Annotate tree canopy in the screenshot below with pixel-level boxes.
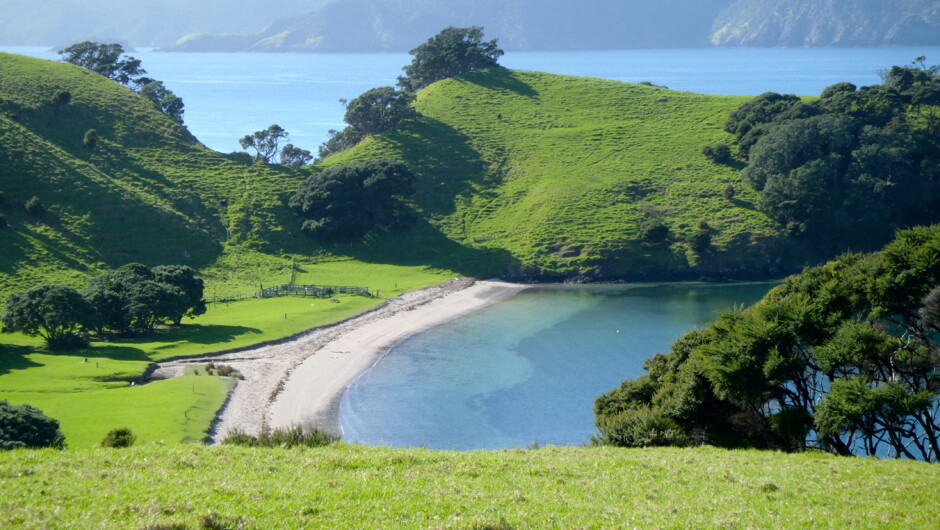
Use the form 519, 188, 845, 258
1, 284, 97, 349
139, 81, 185, 124
239, 124, 312, 166
397, 26, 503, 93
58, 41, 146, 86
289, 160, 415, 242
343, 86, 414, 137
595, 224, 940, 461
724, 59, 940, 251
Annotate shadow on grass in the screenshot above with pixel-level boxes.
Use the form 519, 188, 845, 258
460, 68, 539, 98
0, 344, 43, 377
341, 217, 518, 278
116, 324, 263, 347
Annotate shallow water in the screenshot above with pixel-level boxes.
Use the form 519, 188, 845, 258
339, 282, 773, 449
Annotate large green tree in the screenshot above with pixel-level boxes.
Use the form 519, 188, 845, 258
139, 81, 185, 124
151, 265, 206, 325
343, 86, 414, 137
397, 26, 503, 92
289, 160, 415, 242
595, 225, 940, 461
1, 285, 97, 349
58, 41, 146, 87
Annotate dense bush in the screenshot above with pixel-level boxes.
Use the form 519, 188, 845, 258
639, 218, 670, 248
83, 128, 97, 150
221, 425, 339, 448
0, 400, 66, 450
701, 143, 732, 163
725, 60, 940, 252
1, 284, 96, 349
290, 160, 415, 242
596, 225, 940, 461
101, 427, 136, 448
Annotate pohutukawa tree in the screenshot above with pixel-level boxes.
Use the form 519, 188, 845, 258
397, 26, 504, 93
1, 284, 97, 349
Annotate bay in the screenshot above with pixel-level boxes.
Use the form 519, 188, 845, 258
339, 282, 773, 450
3, 46, 938, 153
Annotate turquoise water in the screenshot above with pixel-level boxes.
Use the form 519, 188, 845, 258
339, 282, 773, 449
3, 46, 938, 153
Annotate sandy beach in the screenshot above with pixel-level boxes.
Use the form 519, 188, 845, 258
153, 278, 528, 441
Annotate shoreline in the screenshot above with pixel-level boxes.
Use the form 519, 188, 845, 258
153, 278, 529, 441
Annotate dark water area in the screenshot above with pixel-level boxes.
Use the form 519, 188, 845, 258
340, 282, 773, 449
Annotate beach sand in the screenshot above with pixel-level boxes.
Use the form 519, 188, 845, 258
153, 278, 528, 442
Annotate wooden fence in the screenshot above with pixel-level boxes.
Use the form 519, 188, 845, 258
256, 283, 374, 299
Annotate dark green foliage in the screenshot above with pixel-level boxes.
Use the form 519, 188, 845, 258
729, 61, 940, 252
152, 265, 206, 325
83, 263, 206, 334
0, 214, 6, 230
344, 87, 414, 137
1, 284, 95, 349
58, 42, 146, 86
51, 90, 71, 109
701, 143, 731, 163
316, 127, 363, 161
398, 26, 503, 92
239, 124, 309, 165
278, 144, 313, 167
595, 225, 940, 461
639, 218, 669, 248
722, 183, 736, 202
139, 81, 185, 124
290, 160, 415, 242
24, 196, 43, 216
101, 427, 136, 448
83, 128, 97, 150
221, 425, 339, 448
688, 221, 712, 253
0, 400, 65, 450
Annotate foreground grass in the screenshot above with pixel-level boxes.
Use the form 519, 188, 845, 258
1, 444, 936, 528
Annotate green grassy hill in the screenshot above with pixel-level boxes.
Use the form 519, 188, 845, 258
326, 68, 787, 280
2, 444, 937, 527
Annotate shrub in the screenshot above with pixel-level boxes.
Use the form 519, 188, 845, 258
688, 222, 712, 253
722, 183, 736, 202
51, 90, 71, 108
101, 427, 136, 448
84, 128, 98, 150
701, 143, 732, 163
24, 196, 43, 216
0, 400, 66, 450
639, 218, 670, 248
221, 425, 339, 448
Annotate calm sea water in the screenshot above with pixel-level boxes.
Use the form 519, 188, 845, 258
3, 46, 938, 153
340, 283, 772, 449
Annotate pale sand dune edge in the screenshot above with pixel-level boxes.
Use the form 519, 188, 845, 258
153, 278, 528, 442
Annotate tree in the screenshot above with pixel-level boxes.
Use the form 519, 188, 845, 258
24, 196, 43, 216
595, 225, 940, 461
151, 265, 206, 325
316, 127, 363, 161
688, 221, 712, 253
139, 81, 185, 124
343, 87, 414, 136
239, 124, 288, 163
58, 41, 146, 86
1, 285, 97, 349
290, 160, 415, 242
0, 401, 65, 450
639, 218, 670, 248
398, 26, 504, 93
701, 143, 732, 163
279, 144, 313, 167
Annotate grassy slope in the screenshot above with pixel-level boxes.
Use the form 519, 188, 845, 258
326, 68, 784, 280
2, 444, 937, 528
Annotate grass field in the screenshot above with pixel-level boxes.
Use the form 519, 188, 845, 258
1, 444, 936, 528
0, 292, 406, 448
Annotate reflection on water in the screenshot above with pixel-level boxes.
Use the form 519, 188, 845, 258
339, 282, 773, 450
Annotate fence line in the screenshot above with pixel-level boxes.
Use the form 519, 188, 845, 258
257, 283, 374, 299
